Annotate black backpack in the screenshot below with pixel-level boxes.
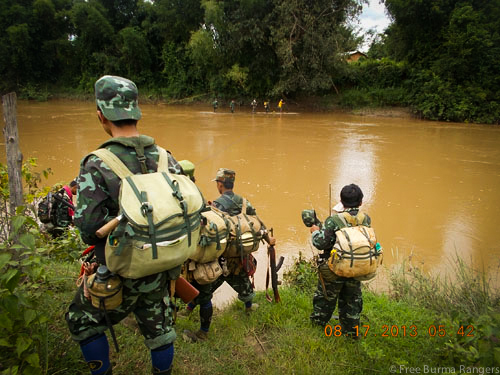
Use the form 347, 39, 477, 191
38, 192, 56, 224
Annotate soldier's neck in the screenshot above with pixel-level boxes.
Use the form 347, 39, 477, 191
110, 124, 140, 138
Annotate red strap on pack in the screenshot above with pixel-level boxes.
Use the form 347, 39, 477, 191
82, 245, 95, 256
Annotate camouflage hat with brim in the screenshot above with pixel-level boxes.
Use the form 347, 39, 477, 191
213, 168, 235, 183
95, 75, 142, 122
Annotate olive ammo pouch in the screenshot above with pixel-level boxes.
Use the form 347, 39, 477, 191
90, 147, 205, 279
188, 259, 223, 285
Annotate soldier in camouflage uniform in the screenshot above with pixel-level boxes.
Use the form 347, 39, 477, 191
309, 184, 369, 337
48, 180, 77, 237
211, 169, 260, 311
66, 76, 183, 375
182, 168, 268, 343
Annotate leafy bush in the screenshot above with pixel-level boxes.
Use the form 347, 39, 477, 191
46, 226, 86, 262
283, 252, 317, 292
18, 84, 50, 102
339, 58, 409, 89
339, 87, 408, 108
0, 159, 51, 243
0, 213, 49, 375
0, 158, 83, 374
407, 69, 500, 124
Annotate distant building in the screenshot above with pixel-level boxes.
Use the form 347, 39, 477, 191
346, 51, 367, 62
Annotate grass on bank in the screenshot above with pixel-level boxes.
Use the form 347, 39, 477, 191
37, 252, 499, 375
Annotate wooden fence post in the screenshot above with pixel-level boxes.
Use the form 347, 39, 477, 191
2, 92, 24, 214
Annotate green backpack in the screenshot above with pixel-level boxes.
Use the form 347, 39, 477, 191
91, 147, 205, 279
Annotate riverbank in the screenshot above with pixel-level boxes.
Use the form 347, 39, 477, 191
14, 252, 500, 375
41, 87, 414, 120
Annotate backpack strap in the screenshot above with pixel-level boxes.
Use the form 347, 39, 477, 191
341, 211, 366, 227
91, 149, 133, 180
156, 146, 170, 172
217, 194, 240, 214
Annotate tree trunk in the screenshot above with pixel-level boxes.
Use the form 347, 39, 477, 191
2, 92, 24, 214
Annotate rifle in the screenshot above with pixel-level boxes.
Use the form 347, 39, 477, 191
263, 229, 284, 303
53, 192, 75, 211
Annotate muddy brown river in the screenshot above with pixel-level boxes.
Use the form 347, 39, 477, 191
2, 99, 500, 306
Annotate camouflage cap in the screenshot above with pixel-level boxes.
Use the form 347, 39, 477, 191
95, 75, 142, 122
213, 168, 235, 183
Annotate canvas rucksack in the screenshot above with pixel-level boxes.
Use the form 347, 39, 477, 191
327, 211, 383, 281
222, 199, 264, 258
90, 146, 205, 279
190, 206, 230, 264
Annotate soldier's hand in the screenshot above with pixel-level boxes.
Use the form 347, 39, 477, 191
268, 236, 276, 246
310, 225, 320, 233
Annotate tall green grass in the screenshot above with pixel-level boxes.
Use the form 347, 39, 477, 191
388, 251, 500, 367
389, 251, 499, 318
7, 249, 500, 374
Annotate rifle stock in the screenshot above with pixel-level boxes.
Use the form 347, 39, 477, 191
95, 215, 123, 239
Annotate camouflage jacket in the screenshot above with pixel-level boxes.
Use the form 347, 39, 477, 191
312, 208, 371, 259
213, 191, 256, 216
74, 135, 182, 263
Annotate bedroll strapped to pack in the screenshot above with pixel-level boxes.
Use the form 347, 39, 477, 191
91, 147, 205, 279
222, 199, 264, 258
327, 211, 383, 281
189, 207, 230, 264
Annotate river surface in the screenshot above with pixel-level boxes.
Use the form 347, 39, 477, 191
2, 99, 500, 306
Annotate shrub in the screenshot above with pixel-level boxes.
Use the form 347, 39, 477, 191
0, 212, 50, 375
0, 158, 83, 374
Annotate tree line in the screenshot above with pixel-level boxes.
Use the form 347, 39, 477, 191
1, 0, 498, 124
364, 0, 500, 124
0, 0, 361, 99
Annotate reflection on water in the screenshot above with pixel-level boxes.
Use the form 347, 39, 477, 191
2, 100, 500, 306
331, 125, 377, 211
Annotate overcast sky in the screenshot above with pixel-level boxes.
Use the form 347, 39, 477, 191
357, 0, 391, 51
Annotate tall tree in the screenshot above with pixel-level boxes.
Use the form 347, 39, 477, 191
270, 0, 363, 95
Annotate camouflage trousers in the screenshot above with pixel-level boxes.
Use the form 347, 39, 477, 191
210, 260, 255, 304
191, 280, 214, 306
310, 267, 363, 334
66, 271, 176, 349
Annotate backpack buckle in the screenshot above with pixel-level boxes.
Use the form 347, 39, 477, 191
141, 202, 153, 216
